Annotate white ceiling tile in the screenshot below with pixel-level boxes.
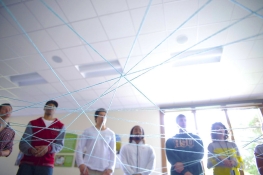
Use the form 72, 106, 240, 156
100, 11, 135, 39
196, 21, 229, 49
55, 66, 83, 81
23, 54, 50, 71
25, 0, 69, 28
28, 30, 59, 52
91, 0, 128, 16
233, 72, 263, 85
139, 32, 167, 54
86, 77, 111, 89
130, 4, 165, 34
46, 25, 83, 49
85, 41, 117, 62
50, 82, 74, 94
229, 84, 256, 100
127, 0, 162, 9
18, 86, 46, 96
166, 27, 198, 53
0, 61, 17, 76
67, 79, 89, 91
248, 39, 263, 58
231, 3, 250, 20
0, 3, 42, 32
118, 96, 138, 105
0, 89, 17, 99
0, 77, 16, 88
35, 84, 59, 95
111, 37, 142, 58
38, 69, 62, 83
5, 58, 33, 74
77, 89, 99, 100
1, 35, 38, 56
259, 75, 263, 84
233, 0, 263, 12
0, 42, 18, 60
222, 40, 254, 60
198, 0, 234, 25
226, 17, 263, 43
0, 14, 19, 38
251, 84, 263, 96
101, 97, 122, 106
72, 18, 108, 43
232, 58, 263, 73
62, 46, 93, 65
56, 0, 97, 22
42, 50, 73, 68
164, 0, 198, 30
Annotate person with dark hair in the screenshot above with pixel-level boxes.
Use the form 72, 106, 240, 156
17, 100, 65, 175
76, 108, 116, 175
120, 125, 156, 175
254, 123, 263, 175
0, 103, 15, 157
166, 114, 204, 175
207, 122, 244, 175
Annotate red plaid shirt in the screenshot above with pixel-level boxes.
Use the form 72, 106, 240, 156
0, 126, 15, 157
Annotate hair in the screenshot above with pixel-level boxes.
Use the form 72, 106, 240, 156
176, 114, 186, 123
94, 108, 107, 121
45, 100, 58, 108
0, 103, 12, 110
129, 125, 145, 143
211, 122, 229, 141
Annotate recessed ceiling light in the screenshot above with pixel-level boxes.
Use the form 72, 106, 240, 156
52, 56, 63, 63
176, 34, 188, 44
9, 72, 47, 86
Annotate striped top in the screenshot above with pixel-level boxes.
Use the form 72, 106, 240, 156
0, 126, 15, 157
207, 141, 244, 175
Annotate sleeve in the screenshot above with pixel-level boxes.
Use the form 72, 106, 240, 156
19, 122, 34, 155
49, 125, 65, 153
233, 143, 244, 169
165, 138, 183, 168
207, 143, 223, 169
3, 129, 15, 157
120, 145, 134, 175
107, 133, 116, 171
75, 131, 88, 167
255, 145, 263, 175
142, 146, 156, 175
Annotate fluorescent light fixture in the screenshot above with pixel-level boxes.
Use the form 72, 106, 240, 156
75, 60, 123, 78
9, 72, 47, 86
170, 47, 223, 67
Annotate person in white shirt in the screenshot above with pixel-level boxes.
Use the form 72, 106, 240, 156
120, 125, 156, 175
76, 108, 116, 175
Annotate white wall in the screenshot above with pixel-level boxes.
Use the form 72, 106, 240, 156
0, 110, 162, 175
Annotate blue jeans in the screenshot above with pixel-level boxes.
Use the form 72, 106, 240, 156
16, 163, 53, 175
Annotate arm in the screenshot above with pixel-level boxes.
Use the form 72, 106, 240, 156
120, 145, 134, 175
0, 129, 15, 157
106, 133, 116, 172
49, 125, 65, 153
75, 131, 88, 167
19, 122, 35, 155
207, 143, 225, 169
141, 146, 156, 175
233, 143, 244, 169
165, 138, 188, 174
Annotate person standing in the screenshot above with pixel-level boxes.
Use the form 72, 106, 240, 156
166, 114, 204, 175
120, 125, 156, 175
17, 100, 65, 175
207, 122, 244, 175
0, 103, 15, 157
76, 108, 116, 175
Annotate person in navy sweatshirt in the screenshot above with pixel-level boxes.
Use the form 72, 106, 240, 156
166, 114, 204, 175
16, 100, 65, 175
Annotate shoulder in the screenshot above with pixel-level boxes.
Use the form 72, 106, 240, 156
30, 117, 42, 124
53, 119, 64, 127
6, 127, 15, 135
144, 144, 155, 151
255, 144, 263, 154
106, 128, 115, 135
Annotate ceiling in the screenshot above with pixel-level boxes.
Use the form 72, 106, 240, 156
0, 0, 263, 116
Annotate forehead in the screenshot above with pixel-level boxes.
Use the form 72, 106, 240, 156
98, 111, 106, 115
176, 116, 186, 122
1, 106, 12, 110
133, 126, 142, 131
46, 103, 56, 107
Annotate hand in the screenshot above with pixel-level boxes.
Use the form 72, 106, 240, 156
184, 172, 193, 175
79, 164, 89, 175
174, 162, 184, 173
35, 146, 49, 157
229, 160, 236, 167
30, 148, 38, 156
102, 169, 112, 175
222, 159, 233, 167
